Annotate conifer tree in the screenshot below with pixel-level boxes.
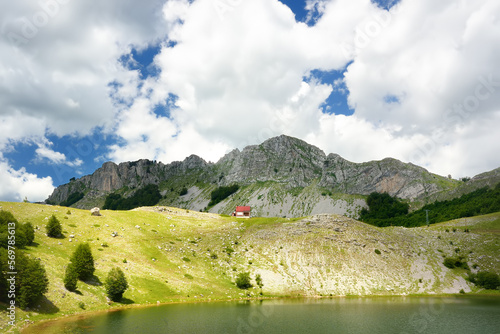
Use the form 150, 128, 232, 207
64, 262, 79, 291
70, 243, 95, 280
105, 267, 128, 301
46, 215, 62, 238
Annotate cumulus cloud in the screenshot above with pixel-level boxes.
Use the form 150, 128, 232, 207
0, 158, 54, 203
1, 0, 500, 202
105, 0, 500, 180
0, 0, 167, 200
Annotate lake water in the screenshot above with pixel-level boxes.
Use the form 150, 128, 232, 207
26, 297, 500, 334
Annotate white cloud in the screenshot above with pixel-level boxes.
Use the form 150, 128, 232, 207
0, 0, 167, 200
1, 0, 500, 203
35, 143, 84, 167
106, 0, 500, 179
0, 159, 54, 203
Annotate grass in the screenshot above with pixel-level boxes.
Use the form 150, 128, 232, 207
0, 202, 499, 333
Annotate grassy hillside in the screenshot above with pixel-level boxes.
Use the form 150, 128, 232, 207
0, 202, 498, 333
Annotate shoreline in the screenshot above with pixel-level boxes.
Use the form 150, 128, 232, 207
18, 292, 500, 333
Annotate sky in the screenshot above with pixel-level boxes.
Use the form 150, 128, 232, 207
1, 0, 500, 202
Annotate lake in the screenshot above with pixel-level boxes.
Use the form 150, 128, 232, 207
25, 296, 500, 334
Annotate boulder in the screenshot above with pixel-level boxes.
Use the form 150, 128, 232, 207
90, 207, 101, 216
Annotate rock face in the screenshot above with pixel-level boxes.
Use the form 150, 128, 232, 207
46, 134, 496, 217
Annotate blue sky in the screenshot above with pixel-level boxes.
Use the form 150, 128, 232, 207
1, 0, 500, 202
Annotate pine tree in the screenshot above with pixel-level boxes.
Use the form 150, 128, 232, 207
64, 262, 79, 291
70, 243, 95, 281
105, 267, 128, 302
15, 252, 49, 309
22, 222, 35, 245
46, 215, 62, 238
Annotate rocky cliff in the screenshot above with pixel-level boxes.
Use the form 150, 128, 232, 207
46, 135, 497, 217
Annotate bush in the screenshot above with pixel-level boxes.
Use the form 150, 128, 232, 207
236, 272, 252, 289
70, 243, 95, 280
105, 267, 128, 302
46, 215, 62, 238
224, 247, 234, 256
443, 257, 469, 270
179, 187, 188, 196
470, 271, 500, 290
64, 263, 79, 291
255, 274, 263, 289
374, 249, 381, 255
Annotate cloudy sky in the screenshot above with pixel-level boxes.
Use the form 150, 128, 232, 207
1, 0, 500, 202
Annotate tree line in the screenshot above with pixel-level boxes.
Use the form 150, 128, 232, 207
360, 183, 500, 227
103, 184, 162, 210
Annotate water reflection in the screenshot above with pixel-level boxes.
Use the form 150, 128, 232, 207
24, 297, 500, 334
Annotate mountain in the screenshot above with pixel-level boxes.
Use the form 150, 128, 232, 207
46, 135, 500, 217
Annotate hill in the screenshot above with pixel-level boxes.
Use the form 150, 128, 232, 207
0, 202, 499, 332
45, 135, 497, 218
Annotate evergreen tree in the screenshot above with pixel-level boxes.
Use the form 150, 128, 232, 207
70, 243, 95, 281
105, 267, 128, 301
21, 222, 35, 245
46, 215, 62, 238
64, 262, 79, 291
14, 251, 49, 309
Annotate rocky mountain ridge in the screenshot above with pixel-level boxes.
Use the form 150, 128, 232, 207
46, 135, 500, 217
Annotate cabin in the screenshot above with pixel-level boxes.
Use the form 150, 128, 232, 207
232, 206, 251, 218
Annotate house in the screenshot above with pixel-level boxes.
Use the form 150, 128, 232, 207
232, 206, 251, 218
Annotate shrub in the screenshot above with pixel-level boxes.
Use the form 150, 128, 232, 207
182, 257, 191, 262
443, 257, 469, 270
64, 263, 79, 291
46, 215, 62, 238
470, 271, 500, 290
236, 272, 252, 289
184, 273, 193, 279
70, 243, 95, 280
255, 274, 263, 289
374, 249, 381, 255
179, 187, 188, 196
224, 247, 234, 256
105, 267, 128, 302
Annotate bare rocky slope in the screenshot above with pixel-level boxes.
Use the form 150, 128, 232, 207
46, 135, 499, 217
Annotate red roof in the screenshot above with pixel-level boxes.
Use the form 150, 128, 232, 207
235, 206, 251, 212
